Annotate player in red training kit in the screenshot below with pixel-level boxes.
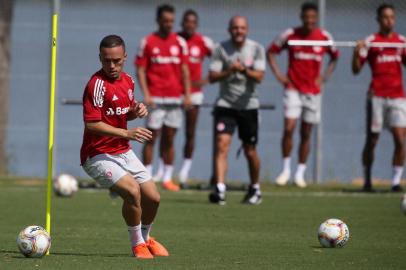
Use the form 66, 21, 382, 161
135, 4, 191, 192
352, 3, 406, 192
81, 35, 169, 259
176, 9, 213, 188
267, 2, 339, 188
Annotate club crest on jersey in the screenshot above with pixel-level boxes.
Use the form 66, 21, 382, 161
190, 46, 200, 57
152, 47, 160, 54
170, 45, 179, 56
128, 89, 134, 101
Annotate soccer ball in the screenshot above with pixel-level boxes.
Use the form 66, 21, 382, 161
17, 225, 51, 258
53, 173, 78, 197
318, 218, 350, 248
401, 194, 406, 215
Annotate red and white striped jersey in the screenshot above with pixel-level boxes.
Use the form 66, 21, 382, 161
359, 32, 406, 98
135, 32, 188, 103
268, 27, 339, 95
80, 70, 135, 164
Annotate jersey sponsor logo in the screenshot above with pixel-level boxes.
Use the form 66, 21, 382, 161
128, 89, 134, 101
93, 79, 105, 108
112, 95, 119, 101
377, 54, 402, 63
294, 52, 322, 62
151, 56, 181, 64
244, 57, 253, 67
189, 56, 201, 63
170, 45, 179, 56
106, 106, 130, 116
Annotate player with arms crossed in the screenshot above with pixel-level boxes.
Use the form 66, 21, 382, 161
352, 3, 406, 192
268, 2, 339, 188
81, 35, 169, 259
208, 16, 266, 205
177, 9, 214, 188
136, 4, 192, 191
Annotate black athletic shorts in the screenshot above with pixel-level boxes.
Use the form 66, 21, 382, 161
213, 107, 259, 145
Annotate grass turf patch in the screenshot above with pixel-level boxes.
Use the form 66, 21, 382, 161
1, 179, 405, 269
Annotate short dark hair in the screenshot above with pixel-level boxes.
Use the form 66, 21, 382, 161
182, 9, 198, 22
377, 3, 395, 17
301, 2, 318, 13
156, 4, 175, 20
99, 35, 125, 51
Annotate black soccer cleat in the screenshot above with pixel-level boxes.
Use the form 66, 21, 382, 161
208, 187, 226, 205
241, 186, 262, 205
391, 185, 403, 192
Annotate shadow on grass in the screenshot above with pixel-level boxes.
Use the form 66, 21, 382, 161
1, 249, 129, 258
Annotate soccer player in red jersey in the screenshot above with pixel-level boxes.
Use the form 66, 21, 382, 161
267, 2, 339, 188
81, 35, 169, 259
352, 4, 406, 192
176, 9, 214, 188
135, 4, 192, 192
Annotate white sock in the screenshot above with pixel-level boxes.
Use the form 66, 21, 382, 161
216, 182, 226, 193
295, 163, 307, 179
283, 157, 291, 173
252, 183, 261, 195
163, 165, 174, 183
141, 224, 152, 242
179, 159, 192, 183
128, 224, 144, 247
145, 164, 153, 176
392, 166, 403, 186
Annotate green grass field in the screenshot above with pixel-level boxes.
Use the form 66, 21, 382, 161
1, 178, 405, 270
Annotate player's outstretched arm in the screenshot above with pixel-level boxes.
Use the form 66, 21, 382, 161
85, 121, 152, 143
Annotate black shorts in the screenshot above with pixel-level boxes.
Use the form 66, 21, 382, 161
213, 107, 259, 145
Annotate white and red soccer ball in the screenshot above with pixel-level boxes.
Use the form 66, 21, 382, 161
318, 218, 350, 248
53, 173, 78, 197
16, 225, 51, 258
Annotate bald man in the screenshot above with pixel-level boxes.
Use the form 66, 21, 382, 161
208, 16, 266, 205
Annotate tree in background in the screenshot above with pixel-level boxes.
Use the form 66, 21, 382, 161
0, 0, 13, 174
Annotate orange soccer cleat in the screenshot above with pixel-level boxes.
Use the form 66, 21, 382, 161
146, 237, 169, 257
132, 243, 154, 259
161, 181, 180, 192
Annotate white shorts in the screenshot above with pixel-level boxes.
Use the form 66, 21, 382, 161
190, 92, 204, 106
284, 90, 321, 124
369, 96, 406, 133
82, 150, 151, 188
146, 105, 183, 130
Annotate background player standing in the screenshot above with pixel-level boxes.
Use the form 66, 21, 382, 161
176, 9, 214, 188
267, 2, 339, 188
352, 3, 406, 192
81, 35, 168, 259
208, 16, 265, 205
135, 4, 192, 192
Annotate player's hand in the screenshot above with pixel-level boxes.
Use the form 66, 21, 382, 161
355, 40, 367, 54
183, 95, 193, 110
125, 127, 152, 143
231, 59, 246, 73
315, 75, 325, 87
277, 74, 290, 86
144, 94, 156, 108
131, 102, 148, 119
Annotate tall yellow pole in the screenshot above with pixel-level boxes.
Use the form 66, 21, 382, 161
46, 0, 59, 254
